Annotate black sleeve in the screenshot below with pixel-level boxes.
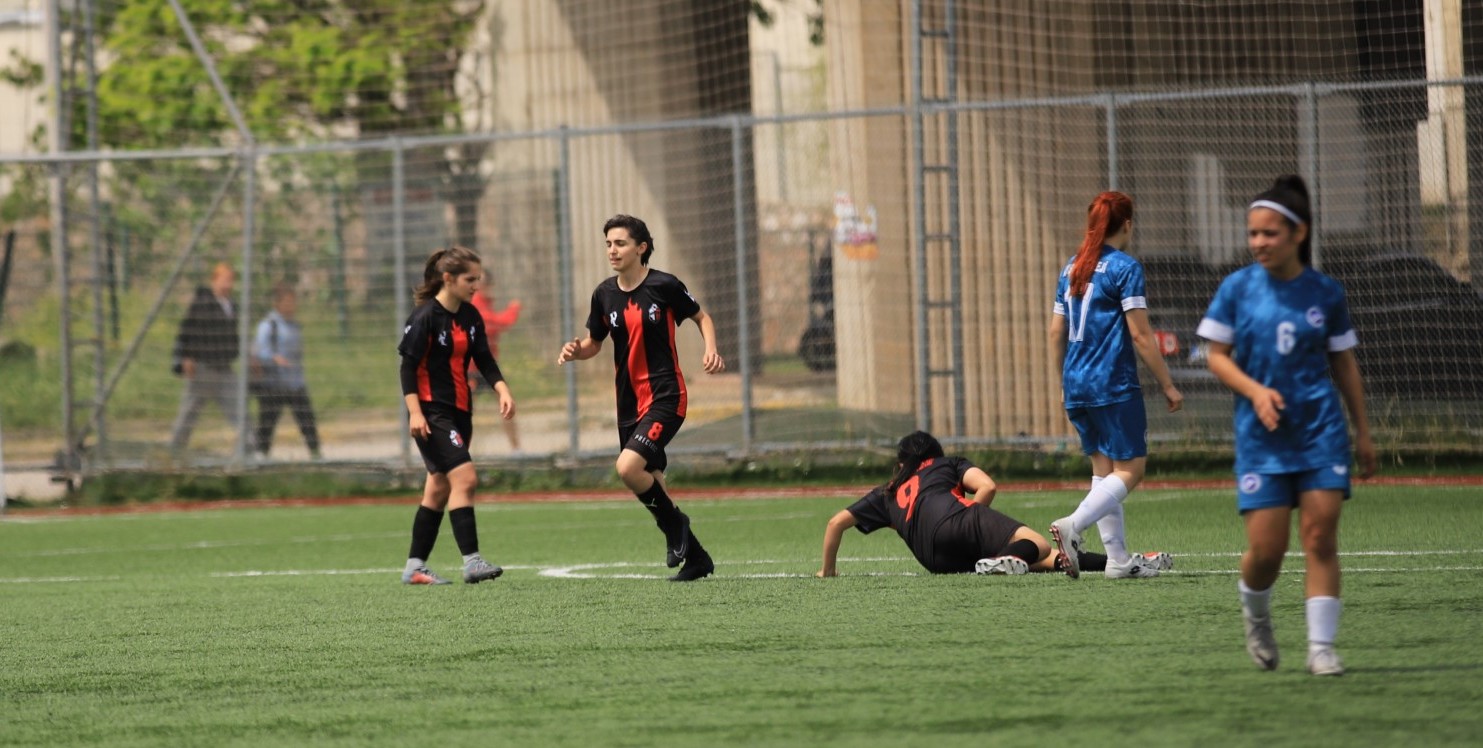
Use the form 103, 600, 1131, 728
846, 487, 893, 534
469, 317, 505, 388
175, 291, 208, 361
586, 287, 610, 343
665, 274, 702, 324
398, 307, 429, 397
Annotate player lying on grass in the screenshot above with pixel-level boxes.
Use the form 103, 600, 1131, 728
816, 431, 1171, 577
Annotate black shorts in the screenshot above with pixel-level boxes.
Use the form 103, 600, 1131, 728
617, 409, 685, 473
415, 403, 474, 475
922, 506, 1027, 573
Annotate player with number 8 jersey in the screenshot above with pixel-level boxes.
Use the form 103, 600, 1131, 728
557, 214, 727, 582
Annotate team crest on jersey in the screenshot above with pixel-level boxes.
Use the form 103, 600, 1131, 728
1306, 306, 1325, 328
1239, 473, 1263, 494
648, 303, 660, 322
609, 311, 619, 328
449, 429, 463, 448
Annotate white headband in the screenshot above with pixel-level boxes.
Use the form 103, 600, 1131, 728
1248, 199, 1306, 226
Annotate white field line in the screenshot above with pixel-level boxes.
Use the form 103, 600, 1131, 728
4, 551, 1482, 584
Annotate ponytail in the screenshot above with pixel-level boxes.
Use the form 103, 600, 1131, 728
885, 431, 945, 494
1070, 191, 1133, 297
413, 245, 483, 305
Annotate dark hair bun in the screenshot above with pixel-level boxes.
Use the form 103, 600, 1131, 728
1272, 174, 1309, 201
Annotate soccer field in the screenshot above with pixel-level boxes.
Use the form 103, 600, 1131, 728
2, 485, 1480, 747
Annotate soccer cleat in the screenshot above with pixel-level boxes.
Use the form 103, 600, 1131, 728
1307, 647, 1345, 676
974, 556, 1030, 576
1048, 517, 1081, 579
1140, 551, 1174, 571
1105, 555, 1161, 579
401, 567, 451, 586
1243, 612, 1279, 671
668, 549, 714, 582
462, 557, 504, 584
663, 512, 691, 569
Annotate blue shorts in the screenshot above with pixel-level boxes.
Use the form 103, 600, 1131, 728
1236, 466, 1352, 513
1066, 398, 1147, 461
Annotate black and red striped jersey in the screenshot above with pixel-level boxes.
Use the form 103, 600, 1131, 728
585, 269, 702, 425
398, 299, 504, 412
847, 457, 977, 566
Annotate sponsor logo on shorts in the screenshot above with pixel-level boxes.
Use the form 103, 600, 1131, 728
1306, 306, 1326, 328
1239, 473, 1263, 494
633, 434, 658, 450
1332, 464, 1348, 475
449, 429, 464, 449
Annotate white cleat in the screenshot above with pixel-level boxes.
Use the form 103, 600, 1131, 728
1244, 612, 1280, 671
1139, 551, 1174, 571
1048, 517, 1081, 579
974, 556, 1030, 576
1105, 554, 1162, 579
1307, 647, 1345, 676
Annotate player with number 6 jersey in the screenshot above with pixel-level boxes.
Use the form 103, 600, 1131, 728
1198, 175, 1376, 677
557, 214, 727, 582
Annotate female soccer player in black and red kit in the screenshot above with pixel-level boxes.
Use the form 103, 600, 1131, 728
398, 246, 516, 585
557, 215, 726, 582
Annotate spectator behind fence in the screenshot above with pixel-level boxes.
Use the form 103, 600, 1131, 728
470, 287, 523, 452
169, 262, 242, 457
252, 282, 322, 461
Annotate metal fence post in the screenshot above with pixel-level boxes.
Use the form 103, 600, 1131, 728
731, 115, 754, 455
1106, 92, 1119, 191
236, 148, 256, 463
392, 139, 410, 468
556, 126, 579, 457
1300, 82, 1321, 267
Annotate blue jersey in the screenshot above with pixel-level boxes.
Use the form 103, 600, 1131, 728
1053, 246, 1145, 408
1197, 264, 1358, 473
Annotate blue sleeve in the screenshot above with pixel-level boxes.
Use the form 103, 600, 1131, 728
1198, 274, 1239, 344
1326, 280, 1358, 352
253, 318, 274, 362
1052, 266, 1069, 316
1118, 259, 1147, 310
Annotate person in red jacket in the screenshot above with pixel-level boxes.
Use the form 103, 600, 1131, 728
470, 287, 523, 451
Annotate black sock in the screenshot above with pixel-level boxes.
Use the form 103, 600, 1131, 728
1079, 551, 1108, 572
684, 528, 707, 558
449, 506, 479, 557
1001, 539, 1041, 565
636, 481, 679, 521
408, 506, 444, 562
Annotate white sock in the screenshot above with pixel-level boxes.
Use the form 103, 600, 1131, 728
1068, 475, 1129, 534
1306, 596, 1342, 651
1097, 503, 1130, 563
405, 557, 425, 574
1239, 579, 1273, 620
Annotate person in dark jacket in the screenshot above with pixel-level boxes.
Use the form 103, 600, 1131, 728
169, 262, 243, 456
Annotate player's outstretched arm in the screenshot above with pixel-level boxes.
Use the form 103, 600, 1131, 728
817, 509, 857, 577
